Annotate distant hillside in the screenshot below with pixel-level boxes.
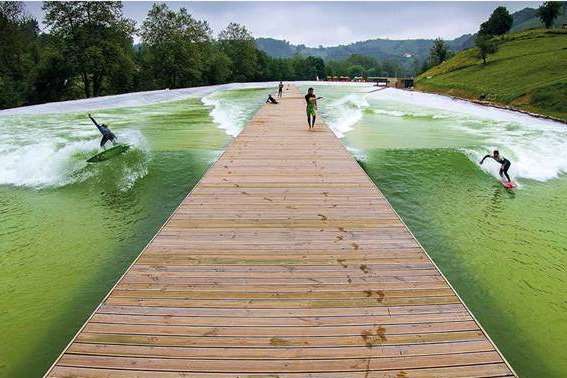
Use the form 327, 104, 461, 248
416, 29, 567, 121
511, 3, 567, 32
256, 5, 567, 66
255, 36, 471, 73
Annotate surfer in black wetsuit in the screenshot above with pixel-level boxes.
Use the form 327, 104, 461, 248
480, 150, 512, 183
88, 113, 117, 149
266, 94, 278, 104
278, 82, 284, 98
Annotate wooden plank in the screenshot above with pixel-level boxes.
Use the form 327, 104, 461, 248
44, 85, 515, 377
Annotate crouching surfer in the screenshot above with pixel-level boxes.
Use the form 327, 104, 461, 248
266, 94, 279, 104
88, 113, 117, 149
480, 150, 512, 183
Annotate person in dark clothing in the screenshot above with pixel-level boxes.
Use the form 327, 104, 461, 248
278, 82, 284, 98
88, 113, 117, 149
480, 150, 512, 182
266, 94, 279, 104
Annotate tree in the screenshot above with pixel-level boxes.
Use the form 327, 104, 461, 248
202, 46, 232, 84
140, 4, 212, 88
429, 38, 449, 66
475, 34, 497, 65
219, 23, 258, 82
43, 1, 136, 98
479, 6, 513, 36
537, 2, 563, 28
0, 2, 40, 107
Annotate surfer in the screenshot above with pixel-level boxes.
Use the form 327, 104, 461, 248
305, 87, 318, 130
88, 113, 117, 149
266, 94, 279, 104
278, 82, 284, 98
479, 150, 512, 183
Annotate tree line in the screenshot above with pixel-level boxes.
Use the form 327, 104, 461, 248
1, 2, 333, 109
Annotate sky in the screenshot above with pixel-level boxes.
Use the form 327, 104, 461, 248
25, 1, 542, 46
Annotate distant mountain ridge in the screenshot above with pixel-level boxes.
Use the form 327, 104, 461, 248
255, 36, 471, 64
255, 6, 567, 66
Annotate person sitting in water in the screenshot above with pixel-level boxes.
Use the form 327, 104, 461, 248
480, 150, 512, 183
266, 94, 279, 104
305, 88, 318, 130
88, 113, 117, 149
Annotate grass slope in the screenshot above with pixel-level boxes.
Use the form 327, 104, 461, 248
416, 29, 567, 121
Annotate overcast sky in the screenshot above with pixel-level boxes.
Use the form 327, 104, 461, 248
25, 1, 541, 46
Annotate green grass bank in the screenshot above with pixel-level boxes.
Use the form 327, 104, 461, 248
416, 29, 567, 122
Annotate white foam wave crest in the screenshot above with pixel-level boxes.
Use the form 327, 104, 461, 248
369, 89, 567, 182
324, 93, 371, 138
0, 129, 149, 188
201, 93, 250, 137
201, 82, 281, 137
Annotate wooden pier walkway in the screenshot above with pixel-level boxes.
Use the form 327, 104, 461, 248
46, 86, 515, 377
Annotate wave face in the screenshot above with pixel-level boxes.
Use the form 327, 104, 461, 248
366, 89, 567, 182
298, 84, 374, 138
0, 82, 283, 189
0, 114, 149, 188
325, 93, 370, 138
309, 86, 566, 183
201, 85, 272, 137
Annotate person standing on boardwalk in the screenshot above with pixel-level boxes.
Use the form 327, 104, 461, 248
278, 81, 284, 98
480, 150, 512, 183
305, 87, 318, 130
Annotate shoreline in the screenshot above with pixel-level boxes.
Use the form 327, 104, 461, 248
409, 88, 567, 126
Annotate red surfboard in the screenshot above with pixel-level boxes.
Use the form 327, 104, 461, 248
501, 180, 517, 189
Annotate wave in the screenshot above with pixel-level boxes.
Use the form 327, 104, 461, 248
368, 88, 567, 182
201, 92, 254, 137
323, 93, 371, 138
0, 128, 149, 188
201, 82, 282, 137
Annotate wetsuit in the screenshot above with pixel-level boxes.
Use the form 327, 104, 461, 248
266, 94, 278, 104
89, 115, 116, 148
482, 154, 511, 182
305, 93, 317, 128
278, 83, 283, 98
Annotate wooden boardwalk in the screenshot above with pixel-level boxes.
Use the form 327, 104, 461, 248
46, 86, 516, 377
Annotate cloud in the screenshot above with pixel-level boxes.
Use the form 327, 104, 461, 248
25, 1, 541, 46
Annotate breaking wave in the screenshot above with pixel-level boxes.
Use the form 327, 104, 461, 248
368, 89, 567, 182
323, 93, 371, 138
0, 126, 149, 188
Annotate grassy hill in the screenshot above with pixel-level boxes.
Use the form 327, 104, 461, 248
416, 29, 567, 121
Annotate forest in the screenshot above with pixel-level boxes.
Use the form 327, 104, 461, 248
1, 1, 398, 109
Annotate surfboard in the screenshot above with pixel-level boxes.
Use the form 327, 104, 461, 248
87, 144, 130, 163
501, 180, 517, 189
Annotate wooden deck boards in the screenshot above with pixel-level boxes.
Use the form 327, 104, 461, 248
45, 86, 515, 377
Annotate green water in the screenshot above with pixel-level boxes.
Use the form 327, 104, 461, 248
0, 87, 267, 377
306, 84, 567, 377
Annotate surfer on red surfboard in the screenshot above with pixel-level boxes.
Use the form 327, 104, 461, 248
479, 150, 515, 187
